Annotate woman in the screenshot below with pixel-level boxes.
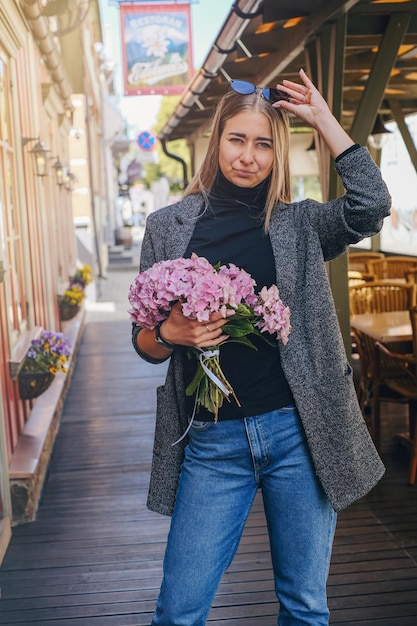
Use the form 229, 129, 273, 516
132, 69, 391, 625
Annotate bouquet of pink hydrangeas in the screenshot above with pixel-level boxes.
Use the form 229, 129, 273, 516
128, 253, 291, 420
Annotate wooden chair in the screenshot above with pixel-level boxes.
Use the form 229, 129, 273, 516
405, 268, 417, 284
348, 271, 366, 287
349, 281, 416, 315
350, 282, 416, 422
351, 328, 374, 422
373, 306, 417, 484
348, 251, 385, 275
368, 256, 417, 280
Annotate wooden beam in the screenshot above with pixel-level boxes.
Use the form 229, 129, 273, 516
350, 13, 412, 144
326, 16, 353, 359
257, 0, 362, 86
307, 17, 352, 357
389, 97, 417, 174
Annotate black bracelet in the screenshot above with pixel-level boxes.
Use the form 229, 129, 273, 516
155, 322, 175, 351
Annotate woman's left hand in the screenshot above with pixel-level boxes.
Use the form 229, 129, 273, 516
273, 69, 332, 128
274, 68, 354, 158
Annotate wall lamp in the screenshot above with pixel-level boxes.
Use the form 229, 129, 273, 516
52, 157, 66, 187
306, 137, 316, 152
368, 114, 392, 150
22, 137, 51, 177
64, 169, 77, 191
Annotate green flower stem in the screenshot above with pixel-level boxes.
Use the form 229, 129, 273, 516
185, 308, 279, 420
191, 350, 240, 422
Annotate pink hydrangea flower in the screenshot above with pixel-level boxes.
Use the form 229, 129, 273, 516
253, 285, 292, 345
128, 253, 261, 327
128, 254, 291, 419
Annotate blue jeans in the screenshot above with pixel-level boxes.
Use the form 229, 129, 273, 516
151, 406, 337, 625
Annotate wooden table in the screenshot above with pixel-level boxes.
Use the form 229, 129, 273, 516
350, 310, 412, 343
351, 310, 413, 451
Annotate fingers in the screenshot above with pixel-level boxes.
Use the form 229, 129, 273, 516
274, 69, 317, 103
162, 301, 233, 348
298, 68, 315, 88
282, 80, 308, 97
272, 68, 332, 130
167, 302, 232, 347
197, 320, 228, 347
201, 320, 226, 337
199, 333, 229, 348
283, 69, 315, 93
209, 310, 230, 322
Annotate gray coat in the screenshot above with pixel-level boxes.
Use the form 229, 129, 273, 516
135, 147, 391, 515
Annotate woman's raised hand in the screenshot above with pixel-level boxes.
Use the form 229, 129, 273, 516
273, 68, 354, 158
273, 69, 331, 129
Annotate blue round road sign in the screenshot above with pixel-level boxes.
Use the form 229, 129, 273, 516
137, 130, 158, 151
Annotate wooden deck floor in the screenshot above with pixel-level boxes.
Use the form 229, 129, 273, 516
1, 269, 417, 625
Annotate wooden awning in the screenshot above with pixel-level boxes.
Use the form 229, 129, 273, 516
159, 0, 417, 146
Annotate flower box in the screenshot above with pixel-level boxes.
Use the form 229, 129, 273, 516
17, 330, 72, 401
58, 263, 93, 321
18, 370, 54, 400
59, 301, 80, 321
8, 326, 43, 380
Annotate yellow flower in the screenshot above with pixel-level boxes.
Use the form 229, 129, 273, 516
80, 263, 93, 285
62, 284, 84, 305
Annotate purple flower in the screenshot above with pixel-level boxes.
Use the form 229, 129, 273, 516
22, 330, 72, 376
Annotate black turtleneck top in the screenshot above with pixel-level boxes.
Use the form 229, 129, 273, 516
183, 172, 294, 421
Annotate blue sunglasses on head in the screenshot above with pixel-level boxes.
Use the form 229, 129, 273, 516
230, 79, 290, 103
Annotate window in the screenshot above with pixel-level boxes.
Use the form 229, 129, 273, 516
380, 117, 417, 255
0, 55, 26, 343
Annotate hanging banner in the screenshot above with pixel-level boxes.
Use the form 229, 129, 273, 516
120, 3, 193, 96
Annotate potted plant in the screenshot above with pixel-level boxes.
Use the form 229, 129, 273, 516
18, 330, 72, 400
59, 263, 93, 321
70, 263, 93, 289
59, 284, 84, 320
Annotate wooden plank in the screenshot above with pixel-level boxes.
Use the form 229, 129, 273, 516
1, 275, 417, 625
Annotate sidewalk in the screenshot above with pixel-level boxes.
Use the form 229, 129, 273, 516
0, 263, 176, 625
1, 261, 417, 624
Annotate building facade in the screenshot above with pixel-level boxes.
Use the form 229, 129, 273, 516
0, 0, 126, 561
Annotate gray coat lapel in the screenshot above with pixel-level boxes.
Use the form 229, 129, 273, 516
268, 204, 297, 308
165, 195, 205, 259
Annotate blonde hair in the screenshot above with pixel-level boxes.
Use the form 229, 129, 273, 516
183, 87, 291, 231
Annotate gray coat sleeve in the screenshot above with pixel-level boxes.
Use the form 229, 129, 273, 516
301, 146, 391, 261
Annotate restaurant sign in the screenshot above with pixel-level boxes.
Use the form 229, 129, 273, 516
120, 3, 194, 96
